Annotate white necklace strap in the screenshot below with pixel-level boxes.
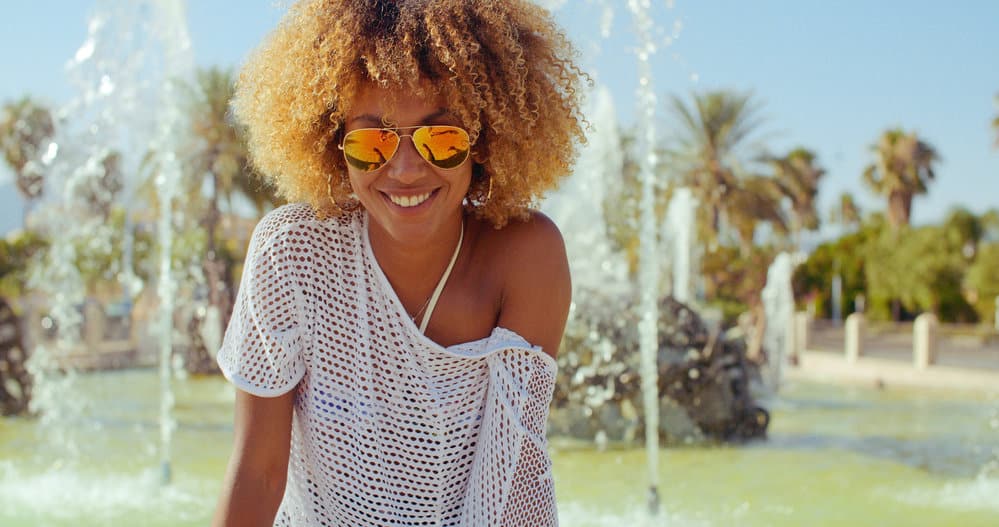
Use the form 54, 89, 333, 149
418, 219, 464, 334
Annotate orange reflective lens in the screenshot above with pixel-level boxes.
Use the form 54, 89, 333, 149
341, 125, 471, 172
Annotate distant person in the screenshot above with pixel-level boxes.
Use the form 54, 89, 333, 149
211, 0, 587, 525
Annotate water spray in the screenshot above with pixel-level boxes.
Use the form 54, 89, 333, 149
627, 0, 661, 515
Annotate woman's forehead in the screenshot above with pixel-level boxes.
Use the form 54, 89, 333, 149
346, 82, 456, 126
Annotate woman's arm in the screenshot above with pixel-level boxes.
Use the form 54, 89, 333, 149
212, 389, 295, 527
475, 211, 567, 526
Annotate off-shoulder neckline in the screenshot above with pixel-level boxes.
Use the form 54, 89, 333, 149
358, 212, 558, 371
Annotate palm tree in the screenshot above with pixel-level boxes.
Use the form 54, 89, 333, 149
829, 192, 862, 231
0, 97, 54, 223
764, 147, 825, 250
862, 129, 939, 230
724, 175, 788, 255
181, 67, 281, 372
665, 90, 771, 250
184, 67, 277, 227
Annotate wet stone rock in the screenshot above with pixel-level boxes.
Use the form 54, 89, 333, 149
0, 297, 31, 416
552, 291, 769, 445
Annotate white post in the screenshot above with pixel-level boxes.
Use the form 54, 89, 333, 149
83, 299, 105, 350
913, 313, 938, 369
994, 296, 998, 333
845, 313, 864, 363
791, 312, 809, 365
831, 275, 843, 324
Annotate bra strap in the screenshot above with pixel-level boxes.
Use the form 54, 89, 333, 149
418, 219, 464, 334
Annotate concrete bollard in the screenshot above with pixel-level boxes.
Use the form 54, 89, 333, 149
994, 296, 998, 332
913, 313, 938, 369
790, 312, 810, 364
83, 299, 105, 350
845, 313, 864, 363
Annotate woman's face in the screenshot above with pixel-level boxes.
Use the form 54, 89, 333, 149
344, 83, 472, 246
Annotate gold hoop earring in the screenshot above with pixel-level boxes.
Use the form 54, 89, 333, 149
327, 174, 360, 212
466, 166, 492, 208
483, 175, 493, 204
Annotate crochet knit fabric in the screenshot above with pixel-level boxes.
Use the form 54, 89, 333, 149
218, 204, 559, 526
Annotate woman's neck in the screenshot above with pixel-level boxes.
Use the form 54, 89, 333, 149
366, 211, 466, 295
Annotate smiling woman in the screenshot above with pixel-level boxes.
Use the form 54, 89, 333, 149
211, 1, 587, 526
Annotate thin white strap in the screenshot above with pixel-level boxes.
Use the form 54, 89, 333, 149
418, 219, 464, 334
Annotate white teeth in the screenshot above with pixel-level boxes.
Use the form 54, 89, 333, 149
387, 192, 432, 208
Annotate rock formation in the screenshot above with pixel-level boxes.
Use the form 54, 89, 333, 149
550, 292, 769, 444
0, 297, 31, 416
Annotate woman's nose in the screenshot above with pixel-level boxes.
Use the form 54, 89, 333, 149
385, 136, 427, 184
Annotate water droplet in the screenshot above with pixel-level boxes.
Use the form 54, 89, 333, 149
41, 142, 59, 165
600, 6, 614, 39
74, 39, 95, 63
99, 75, 115, 96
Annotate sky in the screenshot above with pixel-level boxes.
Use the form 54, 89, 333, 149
2, 0, 998, 241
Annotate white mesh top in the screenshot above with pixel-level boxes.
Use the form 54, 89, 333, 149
217, 203, 559, 526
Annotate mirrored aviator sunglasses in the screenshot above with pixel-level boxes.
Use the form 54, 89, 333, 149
340, 125, 471, 173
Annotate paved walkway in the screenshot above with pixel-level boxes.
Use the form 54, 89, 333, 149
807, 322, 999, 369
786, 322, 999, 392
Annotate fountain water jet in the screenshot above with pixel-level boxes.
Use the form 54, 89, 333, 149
761, 252, 795, 390
24, 0, 195, 485
543, 86, 628, 296
147, 0, 194, 485
663, 187, 698, 304
627, 0, 663, 515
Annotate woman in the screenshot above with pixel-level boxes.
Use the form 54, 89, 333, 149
213, 1, 587, 525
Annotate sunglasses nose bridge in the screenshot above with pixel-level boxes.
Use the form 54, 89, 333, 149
384, 132, 430, 182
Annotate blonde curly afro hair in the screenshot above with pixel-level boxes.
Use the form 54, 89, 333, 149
233, 0, 588, 227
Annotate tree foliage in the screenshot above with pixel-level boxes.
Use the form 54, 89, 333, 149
183, 66, 280, 221
0, 230, 48, 302
864, 224, 975, 322
965, 242, 999, 325
792, 224, 872, 319
0, 97, 54, 206
795, 208, 994, 323
764, 147, 825, 250
665, 90, 781, 252
862, 128, 939, 230
700, 244, 775, 324
829, 192, 862, 231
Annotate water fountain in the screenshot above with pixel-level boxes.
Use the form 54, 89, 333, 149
543, 86, 629, 297
628, 0, 665, 514
760, 252, 795, 389
21, 0, 194, 487
662, 187, 698, 304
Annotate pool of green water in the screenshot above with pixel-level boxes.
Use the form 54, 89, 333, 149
1, 370, 996, 526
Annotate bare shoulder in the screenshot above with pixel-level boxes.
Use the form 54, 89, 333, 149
487, 210, 571, 359
487, 210, 567, 266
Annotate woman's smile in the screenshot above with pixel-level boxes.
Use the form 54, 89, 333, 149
380, 188, 440, 210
